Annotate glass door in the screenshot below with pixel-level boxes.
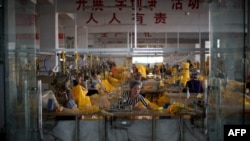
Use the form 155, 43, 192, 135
208, 0, 248, 140
4, 0, 39, 140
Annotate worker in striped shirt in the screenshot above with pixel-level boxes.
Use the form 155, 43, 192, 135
123, 80, 152, 110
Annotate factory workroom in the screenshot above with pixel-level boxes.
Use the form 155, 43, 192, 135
37, 56, 250, 141
1, 1, 250, 141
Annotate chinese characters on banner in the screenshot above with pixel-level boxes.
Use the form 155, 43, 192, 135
76, 0, 200, 25
75, 0, 200, 39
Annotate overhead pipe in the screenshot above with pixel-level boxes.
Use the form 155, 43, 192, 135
134, 0, 137, 48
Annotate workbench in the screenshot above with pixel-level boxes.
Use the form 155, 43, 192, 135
42, 109, 205, 141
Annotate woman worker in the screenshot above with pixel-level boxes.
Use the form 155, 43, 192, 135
123, 80, 152, 110
86, 71, 107, 96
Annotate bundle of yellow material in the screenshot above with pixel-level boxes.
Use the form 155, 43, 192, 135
116, 65, 125, 71
134, 102, 148, 110
193, 61, 199, 69
180, 76, 189, 87
167, 76, 179, 84
181, 62, 190, 69
101, 79, 115, 92
170, 67, 178, 75
180, 61, 191, 86
157, 94, 171, 106
181, 69, 190, 78
145, 98, 160, 109
107, 75, 121, 86
136, 64, 147, 78
166, 102, 185, 114
134, 98, 160, 111
71, 85, 92, 110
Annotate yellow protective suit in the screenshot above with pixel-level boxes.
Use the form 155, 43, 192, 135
72, 85, 92, 110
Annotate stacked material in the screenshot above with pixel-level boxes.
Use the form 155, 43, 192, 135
136, 64, 147, 78
170, 67, 178, 75
166, 102, 185, 114
209, 79, 250, 117
220, 80, 250, 105
157, 94, 171, 107
167, 76, 179, 85
193, 61, 199, 69
180, 62, 190, 86
72, 85, 92, 110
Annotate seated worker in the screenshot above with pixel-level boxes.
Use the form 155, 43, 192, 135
72, 75, 92, 109
131, 72, 145, 86
183, 73, 204, 93
86, 71, 107, 96
123, 80, 152, 110
76, 73, 87, 88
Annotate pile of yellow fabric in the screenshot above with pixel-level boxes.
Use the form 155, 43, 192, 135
157, 94, 171, 107
107, 75, 121, 87
167, 76, 179, 84
101, 79, 115, 92
180, 62, 190, 86
135, 98, 160, 110
166, 102, 185, 114
170, 67, 178, 75
136, 64, 147, 78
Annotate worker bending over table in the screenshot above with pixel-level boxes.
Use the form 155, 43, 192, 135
182, 72, 204, 93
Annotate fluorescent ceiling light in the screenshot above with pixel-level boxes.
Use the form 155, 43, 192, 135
132, 48, 163, 53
